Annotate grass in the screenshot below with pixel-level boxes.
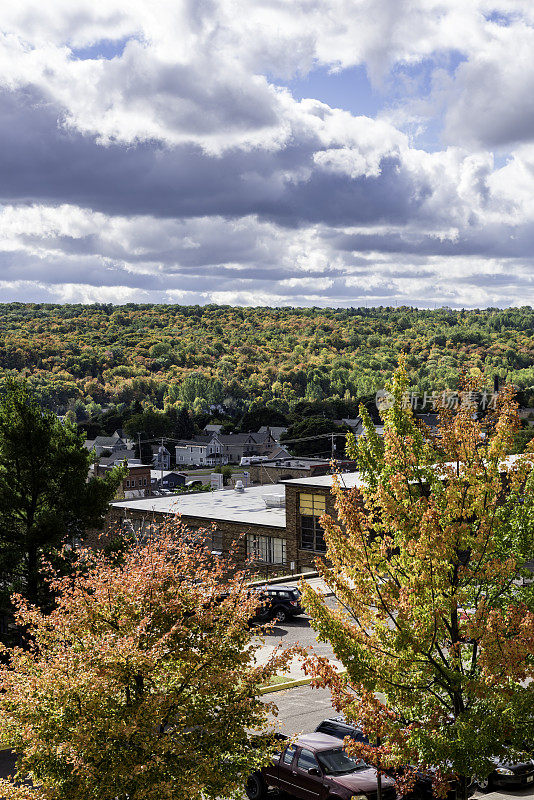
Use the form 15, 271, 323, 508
262, 675, 291, 687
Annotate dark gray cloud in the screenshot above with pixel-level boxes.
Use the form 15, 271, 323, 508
0, 89, 431, 230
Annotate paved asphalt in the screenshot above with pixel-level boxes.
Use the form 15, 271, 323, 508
267, 683, 337, 736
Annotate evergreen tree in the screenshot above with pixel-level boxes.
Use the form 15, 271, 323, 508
0, 380, 123, 614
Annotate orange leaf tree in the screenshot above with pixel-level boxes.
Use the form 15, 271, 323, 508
302, 361, 534, 800
0, 520, 288, 800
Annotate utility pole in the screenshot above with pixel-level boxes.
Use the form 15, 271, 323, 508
160, 436, 164, 486
331, 432, 335, 460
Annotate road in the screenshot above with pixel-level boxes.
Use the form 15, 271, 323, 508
267, 684, 337, 736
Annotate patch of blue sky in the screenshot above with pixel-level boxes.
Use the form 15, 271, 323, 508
279, 64, 382, 118
278, 50, 467, 127
70, 37, 132, 61
484, 10, 514, 26
388, 50, 467, 100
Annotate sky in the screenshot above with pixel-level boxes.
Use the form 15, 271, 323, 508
1, 1, 534, 308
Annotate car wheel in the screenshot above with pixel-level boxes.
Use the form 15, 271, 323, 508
475, 776, 492, 793
273, 608, 287, 624
245, 773, 267, 800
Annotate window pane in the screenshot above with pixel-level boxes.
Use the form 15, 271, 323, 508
313, 495, 326, 514
298, 749, 319, 771
283, 745, 297, 765
315, 522, 326, 552
301, 526, 315, 550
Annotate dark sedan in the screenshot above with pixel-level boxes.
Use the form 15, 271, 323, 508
476, 757, 534, 792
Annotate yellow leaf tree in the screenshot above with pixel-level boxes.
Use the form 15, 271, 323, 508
303, 361, 534, 800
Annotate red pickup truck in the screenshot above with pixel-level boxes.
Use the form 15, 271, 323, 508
245, 732, 397, 800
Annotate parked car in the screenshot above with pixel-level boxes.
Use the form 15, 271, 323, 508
476, 756, 534, 792
249, 585, 304, 624
245, 732, 397, 800
316, 717, 432, 799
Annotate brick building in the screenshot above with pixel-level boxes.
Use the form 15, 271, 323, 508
249, 457, 357, 485
108, 472, 364, 573
95, 461, 152, 499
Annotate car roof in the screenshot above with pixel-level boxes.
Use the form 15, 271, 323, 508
260, 585, 298, 592
320, 716, 358, 728
295, 733, 343, 751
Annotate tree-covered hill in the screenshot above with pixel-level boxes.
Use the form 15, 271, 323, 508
2, 303, 534, 414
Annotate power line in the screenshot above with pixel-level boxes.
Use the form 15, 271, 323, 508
130, 431, 350, 448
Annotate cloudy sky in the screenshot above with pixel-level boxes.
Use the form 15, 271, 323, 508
1, 1, 534, 308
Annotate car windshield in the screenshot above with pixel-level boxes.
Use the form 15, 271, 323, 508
317, 748, 367, 775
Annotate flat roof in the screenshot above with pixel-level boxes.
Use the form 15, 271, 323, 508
282, 454, 531, 490
282, 471, 365, 489
111, 483, 286, 529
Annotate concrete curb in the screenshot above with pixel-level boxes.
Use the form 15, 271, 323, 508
248, 571, 319, 588
259, 676, 312, 694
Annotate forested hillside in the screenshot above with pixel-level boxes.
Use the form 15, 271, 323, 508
2, 304, 534, 417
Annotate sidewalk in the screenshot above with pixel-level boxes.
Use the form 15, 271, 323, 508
283, 575, 334, 597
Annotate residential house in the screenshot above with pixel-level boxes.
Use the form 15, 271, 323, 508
95, 449, 137, 467
152, 444, 171, 471
175, 435, 214, 466
151, 470, 187, 491
175, 430, 278, 467
204, 424, 223, 434
257, 425, 287, 441
85, 433, 129, 458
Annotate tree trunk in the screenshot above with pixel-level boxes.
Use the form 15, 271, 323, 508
376, 735, 382, 800
458, 773, 468, 800
26, 537, 38, 606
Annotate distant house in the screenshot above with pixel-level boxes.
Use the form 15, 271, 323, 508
257, 425, 287, 442
175, 430, 279, 467
341, 417, 385, 438
175, 435, 214, 466
204, 424, 223, 434
152, 444, 171, 471
97, 449, 137, 467
151, 470, 187, 491
85, 434, 128, 458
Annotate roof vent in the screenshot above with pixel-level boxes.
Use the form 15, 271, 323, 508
263, 494, 285, 508
234, 480, 245, 493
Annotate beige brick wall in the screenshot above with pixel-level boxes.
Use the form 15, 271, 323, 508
89, 481, 361, 575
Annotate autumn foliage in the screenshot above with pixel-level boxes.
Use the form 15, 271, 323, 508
0, 520, 288, 800
302, 360, 534, 799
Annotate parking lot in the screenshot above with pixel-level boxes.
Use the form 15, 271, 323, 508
258, 607, 534, 800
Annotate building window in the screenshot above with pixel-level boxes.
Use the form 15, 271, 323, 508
125, 479, 130, 488
247, 534, 286, 564
143, 477, 147, 486
211, 529, 223, 552
299, 493, 326, 552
